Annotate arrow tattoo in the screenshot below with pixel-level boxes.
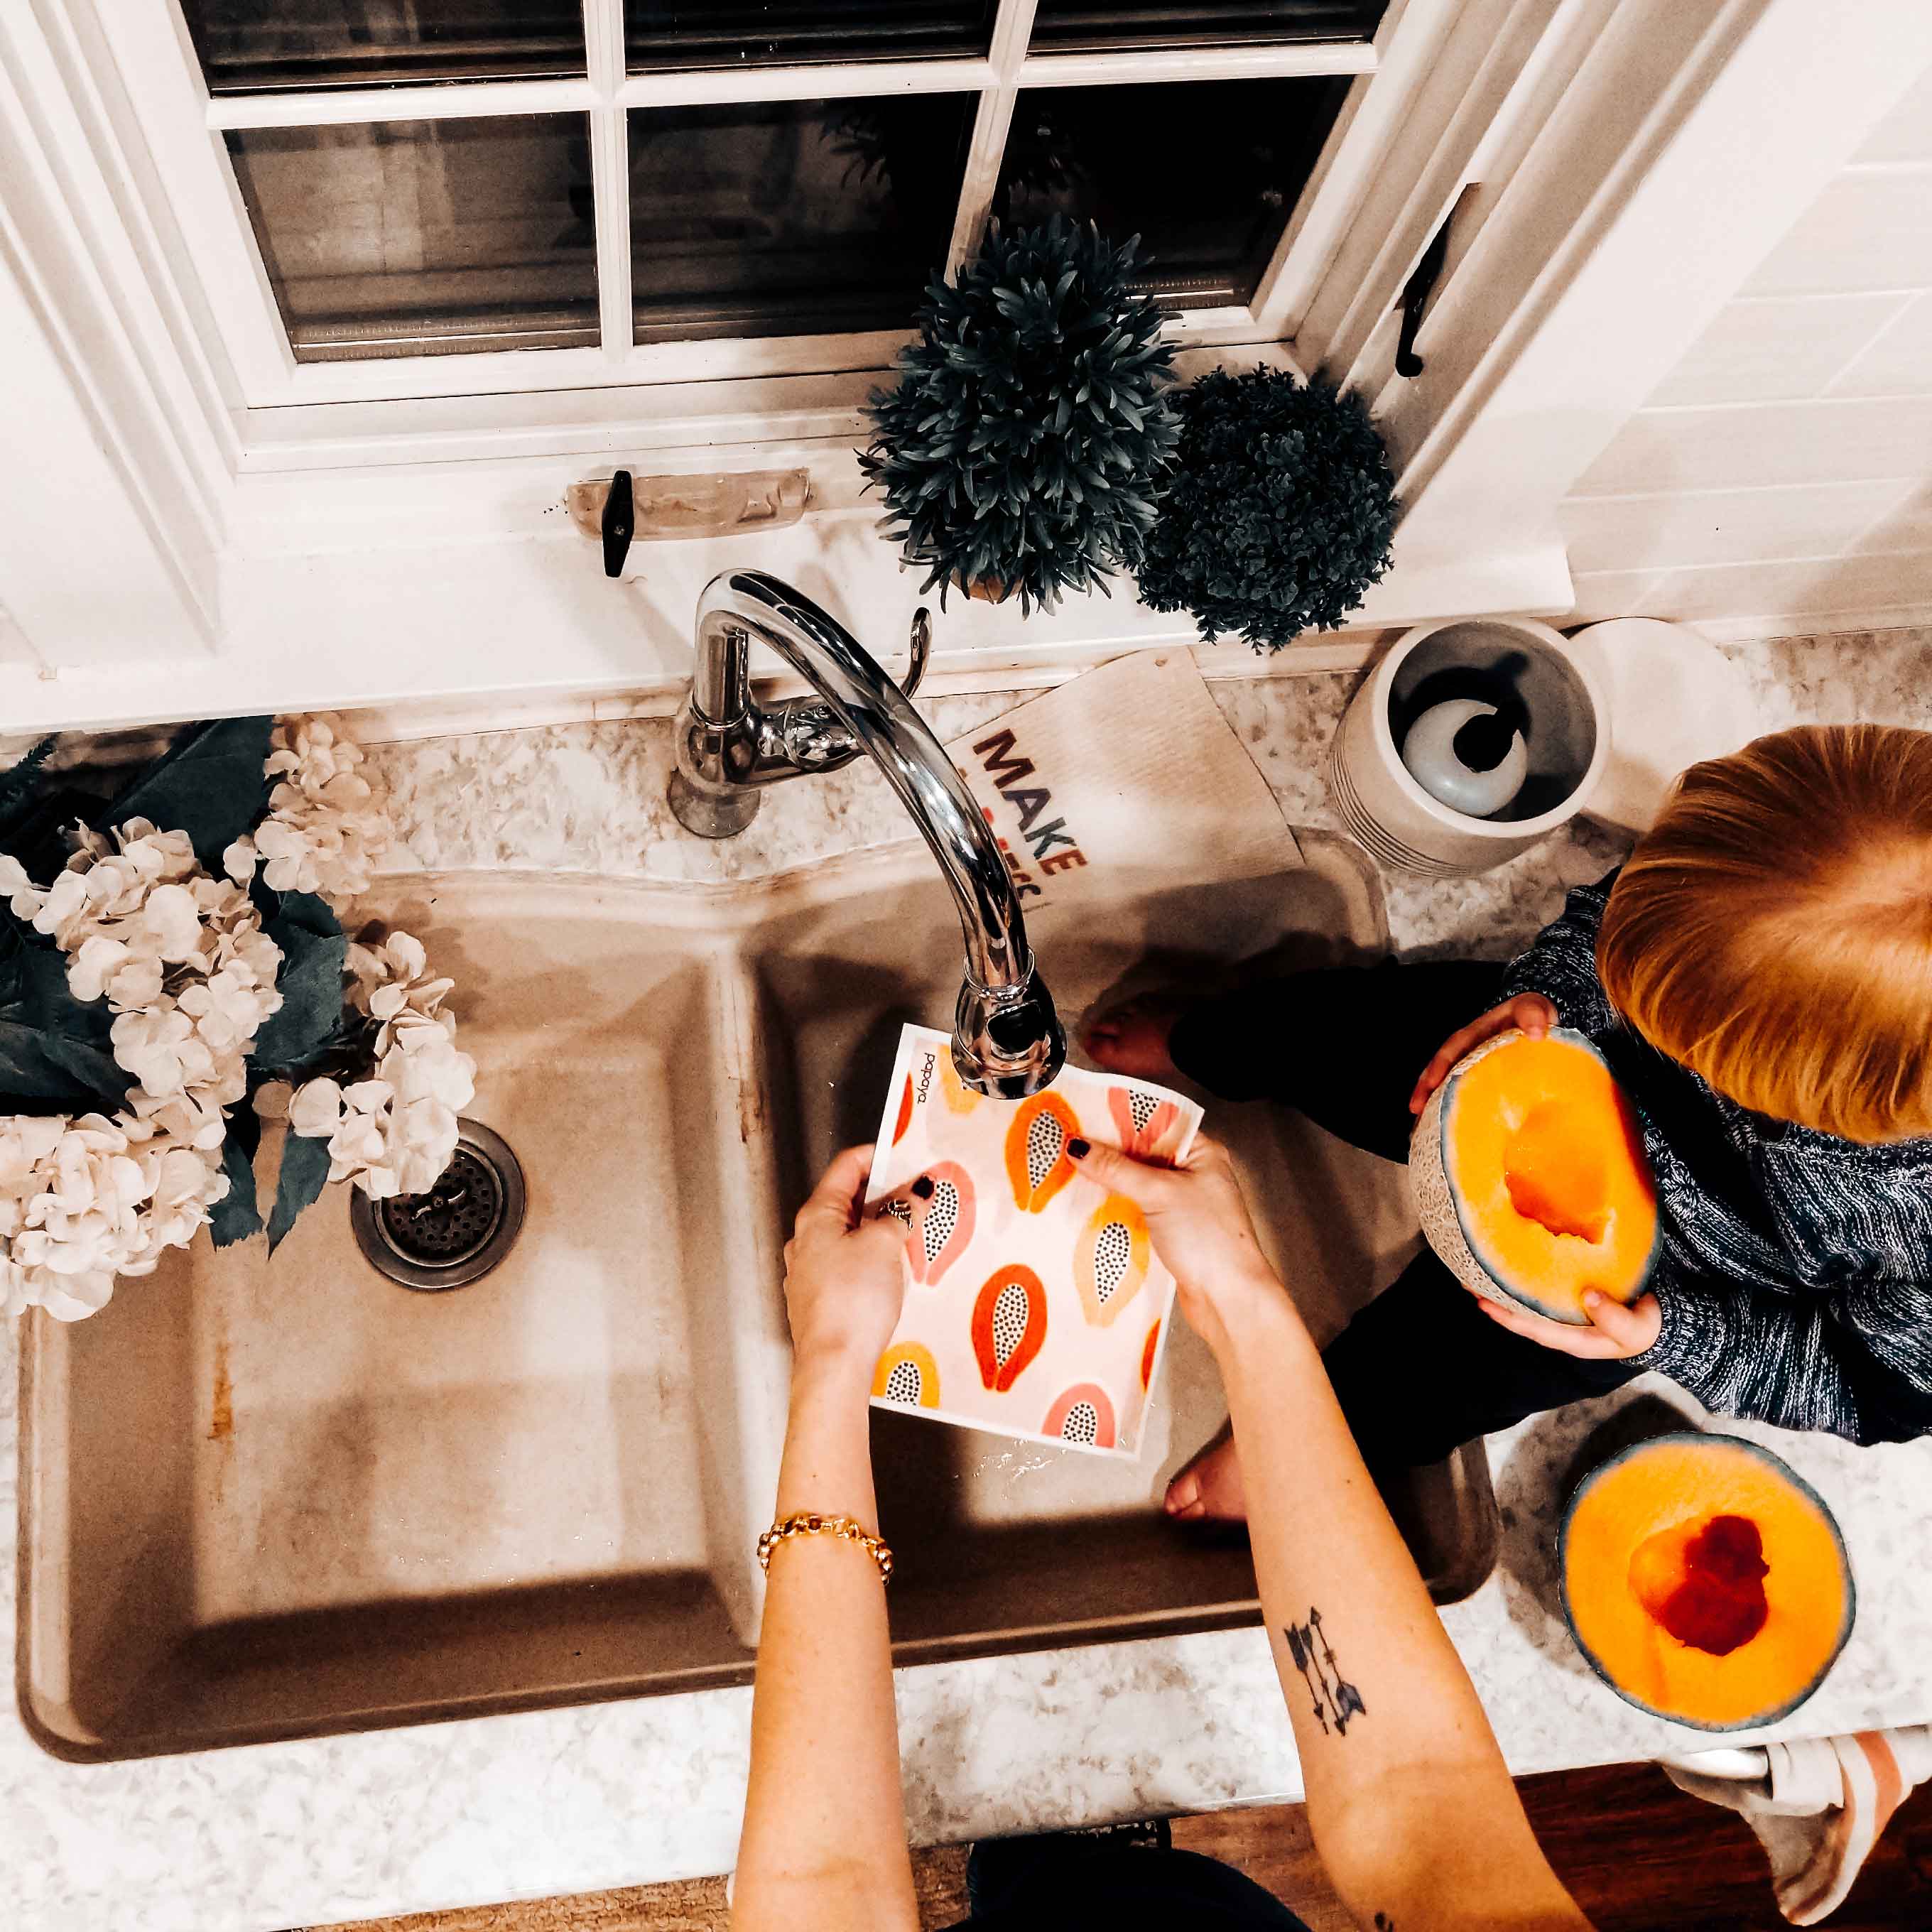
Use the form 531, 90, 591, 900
1284, 1606, 1368, 1737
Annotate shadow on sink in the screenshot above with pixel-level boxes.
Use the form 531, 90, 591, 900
16, 843, 1499, 1761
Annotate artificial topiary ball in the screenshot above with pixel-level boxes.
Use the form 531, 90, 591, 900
858, 217, 1178, 614
1136, 367, 1396, 651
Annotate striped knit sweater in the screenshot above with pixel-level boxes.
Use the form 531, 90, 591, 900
1501, 873, 1932, 1445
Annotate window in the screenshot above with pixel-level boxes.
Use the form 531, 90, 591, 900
116, 0, 1406, 411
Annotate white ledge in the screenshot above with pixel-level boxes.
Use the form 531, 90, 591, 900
0, 509, 1573, 735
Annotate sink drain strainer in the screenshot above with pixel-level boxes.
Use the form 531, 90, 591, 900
350, 1118, 526, 1291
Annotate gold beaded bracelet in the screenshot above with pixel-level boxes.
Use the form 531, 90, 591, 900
756, 1512, 894, 1585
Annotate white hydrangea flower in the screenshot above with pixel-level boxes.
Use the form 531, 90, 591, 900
0, 1109, 229, 1321
288, 925, 473, 1202
226, 713, 391, 901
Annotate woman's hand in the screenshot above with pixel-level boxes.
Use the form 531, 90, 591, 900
1065, 1133, 1286, 1346
1409, 992, 1558, 1115
1476, 1285, 1663, 1359
782, 1144, 907, 1382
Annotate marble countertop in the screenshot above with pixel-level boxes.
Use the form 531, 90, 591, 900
6, 629, 1932, 1932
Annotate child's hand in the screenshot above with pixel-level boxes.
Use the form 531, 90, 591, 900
1475, 1286, 1663, 1359
1409, 993, 1558, 1115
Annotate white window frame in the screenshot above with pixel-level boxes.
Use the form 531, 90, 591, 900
109, 0, 1402, 423
4, 0, 1931, 727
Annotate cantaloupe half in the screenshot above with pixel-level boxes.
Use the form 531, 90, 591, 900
1561, 1433, 1854, 1731
1411, 1027, 1659, 1325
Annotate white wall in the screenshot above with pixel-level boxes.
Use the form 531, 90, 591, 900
1561, 61, 1932, 636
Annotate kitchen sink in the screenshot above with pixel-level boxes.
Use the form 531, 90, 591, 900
16, 840, 1497, 1760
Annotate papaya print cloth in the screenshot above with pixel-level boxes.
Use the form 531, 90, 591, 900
1502, 872, 1932, 1445
863, 1024, 1201, 1458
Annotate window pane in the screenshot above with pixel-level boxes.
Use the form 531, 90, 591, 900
226, 116, 598, 362
1030, 1, 1386, 52
624, 2, 995, 71
180, 1, 583, 92
995, 76, 1351, 308
629, 97, 973, 343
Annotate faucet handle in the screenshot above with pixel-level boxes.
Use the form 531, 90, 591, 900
766, 607, 932, 774
900, 607, 931, 699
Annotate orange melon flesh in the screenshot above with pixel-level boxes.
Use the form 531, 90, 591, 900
1444, 1033, 1656, 1322
1562, 1436, 1854, 1730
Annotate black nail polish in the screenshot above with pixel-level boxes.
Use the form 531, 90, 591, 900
1068, 1137, 1090, 1159
911, 1175, 936, 1200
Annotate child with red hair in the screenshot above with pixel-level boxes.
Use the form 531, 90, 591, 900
1089, 725, 1932, 1516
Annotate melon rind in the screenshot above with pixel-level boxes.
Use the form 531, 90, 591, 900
1558, 1431, 1857, 1732
1409, 1025, 1659, 1326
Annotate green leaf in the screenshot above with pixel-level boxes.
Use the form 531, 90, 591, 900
210, 1105, 263, 1248
102, 716, 273, 872
7, 937, 114, 1046
0, 1020, 131, 1112
251, 891, 347, 1075
0, 736, 58, 839
266, 1127, 331, 1254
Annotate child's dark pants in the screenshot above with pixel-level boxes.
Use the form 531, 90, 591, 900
1168, 961, 1646, 1470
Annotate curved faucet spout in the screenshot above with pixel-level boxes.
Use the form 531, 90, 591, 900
669, 570, 1065, 1097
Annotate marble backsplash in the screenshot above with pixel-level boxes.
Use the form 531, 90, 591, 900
361, 624, 1932, 961
363, 672, 1635, 961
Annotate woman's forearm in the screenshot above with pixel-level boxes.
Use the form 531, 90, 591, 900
733, 1358, 918, 1932
1203, 1278, 1588, 1932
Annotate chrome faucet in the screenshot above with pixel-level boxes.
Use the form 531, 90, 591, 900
668, 570, 1065, 1098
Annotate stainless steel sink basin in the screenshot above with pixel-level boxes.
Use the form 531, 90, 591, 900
16, 840, 1497, 1761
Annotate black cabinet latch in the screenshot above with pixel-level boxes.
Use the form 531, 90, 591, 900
1396, 212, 1455, 379
602, 469, 634, 577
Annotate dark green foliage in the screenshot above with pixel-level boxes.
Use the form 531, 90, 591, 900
0, 1022, 131, 1114
210, 1106, 263, 1248
0, 737, 57, 832
0, 918, 131, 1114
1136, 367, 1397, 651
858, 218, 1179, 613
103, 715, 273, 872
0, 732, 114, 886
267, 1127, 331, 1254
250, 891, 347, 1073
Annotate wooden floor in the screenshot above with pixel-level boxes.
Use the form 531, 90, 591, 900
320, 1760, 1932, 1931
